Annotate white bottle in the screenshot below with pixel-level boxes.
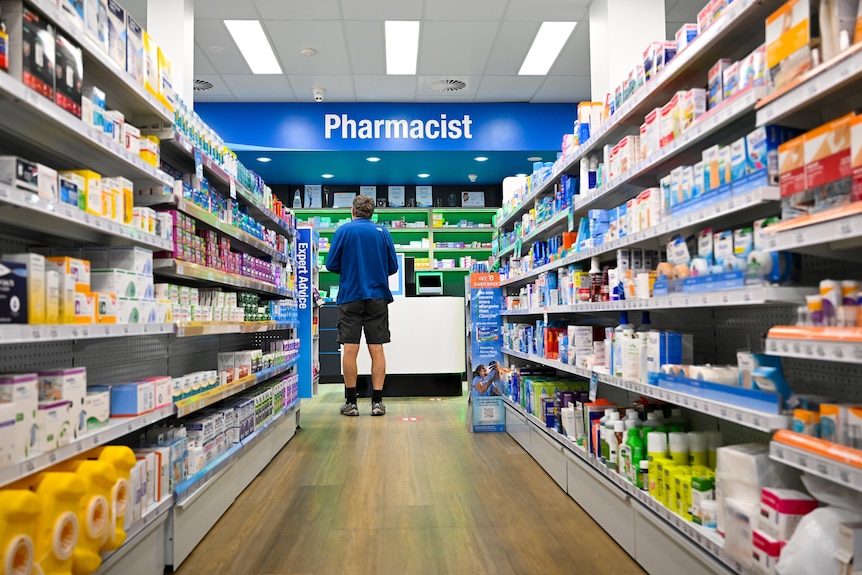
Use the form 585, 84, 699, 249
602, 411, 621, 464
667, 407, 688, 430
642, 411, 665, 429
613, 312, 634, 378
608, 420, 625, 472
625, 409, 642, 428
597, 408, 616, 459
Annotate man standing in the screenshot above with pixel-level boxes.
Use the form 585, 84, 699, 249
325, 194, 399, 416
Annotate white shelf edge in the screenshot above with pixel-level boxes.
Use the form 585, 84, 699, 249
500, 187, 780, 287
763, 211, 862, 253
500, 287, 812, 315
501, 348, 787, 432
769, 441, 862, 491
0, 404, 176, 488
766, 336, 862, 364
496, 210, 570, 259
0, 323, 173, 344
174, 321, 298, 338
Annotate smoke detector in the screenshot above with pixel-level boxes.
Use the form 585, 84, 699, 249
194, 79, 213, 92
430, 79, 467, 92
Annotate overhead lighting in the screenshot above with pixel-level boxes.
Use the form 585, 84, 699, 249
417, 173, 430, 178
527, 156, 542, 162
516, 173, 528, 177
224, 20, 282, 74
385, 21, 420, 75
519, 22, 577, 76
366, 156, 381, 163
321, 173, 335, 179
474, 156, 489, 162
256, 157, 272, 163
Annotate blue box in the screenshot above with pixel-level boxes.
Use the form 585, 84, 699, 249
656, 373, 782, 413
732, 169, 770, 195
90, 380, 155, 416
682, 270, 745, 293
473, 396, 506, 432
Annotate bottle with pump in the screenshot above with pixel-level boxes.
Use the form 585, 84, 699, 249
612, 312, 634, 377
608, 420, 625, 472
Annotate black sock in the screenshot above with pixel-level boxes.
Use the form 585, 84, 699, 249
346, 387, 357, 405
372, 390, 383, 404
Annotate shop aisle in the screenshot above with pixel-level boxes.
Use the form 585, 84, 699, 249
175, 384, 645, 575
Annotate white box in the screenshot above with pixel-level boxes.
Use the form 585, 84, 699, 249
37, 367, 86, 438
752, 529, 784, 575
124, 459, 144, 529
0, 403, 15, 467
149, 376, 172, 408
136, 276, 154, 300
123, 124, 140, 154
835, 522, 862, 575
759, 487, 818, 541
91, 269, 137, 299
218, 353, 236, 383
37, 400, 71, 452
135, 446, 169, 501
110, 247, 153, 275
84, 0, 109, 52
82, 248, 110, 270
37, 164, 58, 200
106, 0, 126, 70
126, 13, 144, 84
0, 373, 39, 460
60, 0, 85, 28
85, 391, 110, 431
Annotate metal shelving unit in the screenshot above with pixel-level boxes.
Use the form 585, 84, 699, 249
0, 323, 172, 344
154, 259, 293, 297
770, 441, 862, 491
765, 326, 862, 364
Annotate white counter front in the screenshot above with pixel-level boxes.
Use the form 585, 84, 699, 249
350, 296, 466, 375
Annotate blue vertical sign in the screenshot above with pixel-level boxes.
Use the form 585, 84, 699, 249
296, 227, 317, 398
470, 272, 505, 432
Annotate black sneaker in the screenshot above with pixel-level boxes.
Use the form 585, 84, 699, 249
371, 402, 386, 416
340, 402, 359, 416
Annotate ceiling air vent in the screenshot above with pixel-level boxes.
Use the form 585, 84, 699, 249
194, 79, 214, 92
430, 79, 466, 92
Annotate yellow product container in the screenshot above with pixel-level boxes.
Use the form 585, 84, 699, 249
9, 471, 86, 575
87, 446, 136, 551
53, 460, 116, 575
0, 490, 42, 575
117, 178, 134, 225
670, 466, 693, 520
157, 47, 176, 112
659, 461, 678, 509
64, 171, 102, 218
142, 31, 160, 100
649, 457, 672, 503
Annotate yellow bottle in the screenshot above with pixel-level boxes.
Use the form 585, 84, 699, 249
9, 471, 86, 575
87, 446, 137, 551
0, 490, 42, 575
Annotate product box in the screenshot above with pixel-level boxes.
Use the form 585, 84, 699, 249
37, 367, 86, 438
60, 0, 85, 28
73, 291, 94, 324
37, 399, 71, 452
140, 298, 157, 323
62, 169, 102, 216
54, 32, 82, 118
0, 156, 38, 193
92, 380, 155, 417
660, 94, 681, 148
759, 487, 818, 540
3, 253, 45, 324
21, 7, 56, 100
135, 446, 169, 501
0, 260, 30, 324
703, 145, 721, 191
676, 23, 698, 52
752, 529, 785, 574
36, 163, 58, 201
106, 0, 125, 69
84, 0, 109, 53
46, 256, 90, 293
84, 390, 110, 431
110, 247, 153, 275
126, 13, 143, 84
779, 134, 807, 197
766, 0, 812, 91
655, 41, 677, 75
708, 59, 731, 110
122, 123, 141, 155
118, 297, 140, 324
91, 269, 137, 298
0, 373, 39, 460
0, 403, 15, 467
45, 269, 59, 324
802, 114, 854, 214
747, 125, 784, 184
681, 89, 706, 132
851, 115, 862, 200
723, 61, 740, 102
95, 292, 118, 323
144, 376, 172, 409
157, 46, 175, 111
58, 174, 79, 207
731, 138, 748, 182
143, 31, 159, 99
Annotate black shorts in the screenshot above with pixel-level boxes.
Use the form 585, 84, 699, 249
337, 299, 391, 345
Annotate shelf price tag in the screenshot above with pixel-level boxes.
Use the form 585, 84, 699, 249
589, 371, 599, 402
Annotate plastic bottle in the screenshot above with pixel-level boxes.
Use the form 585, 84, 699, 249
602, 411, 621, 464
688, 431, 708, 467
667, 407, 688, 431
642, 410, 665, 429
637, 311, 652, 332
597, 408, 616, 459
608, 420, 625, 472
589, 256, 602, 302
292, 189, 302, 209
612, 312, 634, 377
639, 459, 650, 491
668, 431, 689, 466
625, 409, 642, 427
627, 428, 646, 487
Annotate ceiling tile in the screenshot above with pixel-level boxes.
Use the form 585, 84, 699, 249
353, 75, 417, 102
288, 75, 357, 101
531, 76, 590, 103
483, 21, 538, 76
194, 20, 255, 75
344, 21, 385, 75
339, 0, 424, 20
254, 0, 341, 20
416, 75, 482, 98
505, 0, 590, 21
189, 0, 262, 20
418, 22, 499, 75
549, 22, 589, 76
266, 21, 351, 75
475, 76, 543, 102
424, 0, 506, 21
221, 75, 296, 101
193, 44, 217, 75
190, 74, 237, 103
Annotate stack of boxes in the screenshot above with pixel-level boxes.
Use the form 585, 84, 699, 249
84, 247, 168, 324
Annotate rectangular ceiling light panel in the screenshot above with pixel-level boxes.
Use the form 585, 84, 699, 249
519, 21, 577, 76
224, 19, 283, 74
385, 20, 420, 75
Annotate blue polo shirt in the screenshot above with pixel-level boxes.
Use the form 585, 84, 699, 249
325, 218, 399, 304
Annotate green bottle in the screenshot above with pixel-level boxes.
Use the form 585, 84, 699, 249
627, 428, 646, 488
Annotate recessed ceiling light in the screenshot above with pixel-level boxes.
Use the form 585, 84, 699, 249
321, 174, 335, 179
385, 21, 420, 75
527, 156, 543, 162
208, 45, 225, 53
418, 173, 430, 178
519, 22, 577, 76
474, 156, 489, 162
366, 157, 381, 163
256, 157, 272, 163
224, 20, 282, 74
300, 48, 317, 57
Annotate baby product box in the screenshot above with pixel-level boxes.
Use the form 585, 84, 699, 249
0, 373, 39, 460
766, 0, 812, 91
85, 390, 110, 431
2, 253, 45, 324
54, 32, 83, 118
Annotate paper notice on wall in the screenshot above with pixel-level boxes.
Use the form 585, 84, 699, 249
388, 186, 405, 207
304, 185, 322, 208
360, 185, 376, 199
416, 185, 433, 207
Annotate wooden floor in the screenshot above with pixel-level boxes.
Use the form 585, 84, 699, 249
176, 384, 646, 575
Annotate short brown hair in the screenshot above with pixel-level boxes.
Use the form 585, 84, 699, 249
352, 194, 375, 219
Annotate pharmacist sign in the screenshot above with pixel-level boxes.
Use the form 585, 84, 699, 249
195, 102, 576, 152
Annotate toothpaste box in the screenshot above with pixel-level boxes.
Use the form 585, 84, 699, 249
92, 380, 155, 417
85, 390, 111, 431
708, 59, 731, 110
759, 488, 818, 541
3, 253, 45, 324
0, 373, 39, 459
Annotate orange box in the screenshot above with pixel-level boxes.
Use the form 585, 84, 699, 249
74, 292, 95, 324
766, 0, 812, 90
779, 135, 806, 197
95, 293, 118, 324
804, 113, 853, 188
851, 115, 862, 200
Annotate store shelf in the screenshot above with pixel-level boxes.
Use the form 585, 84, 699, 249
0, 184, 171, 251
761, 204, 862, 256
501, 287, 811, 315
431, 227, 494, 232
393, 247, 432, 252
174, 399, 299, 504
770, 440, 862, 491
766, 326, 862, 364
428, 267, 472, 273
154, 259, 293, 297
0, 323, 172, 344
501, 187, 780, 288
175, 321, 297, 337
0, 404, 176, 489
0, 72, 173, 189
502, 348, 788, 432
757, 43, 862, 128
27, 0, 173, 123
504, 397, 742, 574
575, 87, 766, 214
433, 247, 493, 252
496, 210, 570, 259
384, 228, 430, 233
174, 357, 297, 417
